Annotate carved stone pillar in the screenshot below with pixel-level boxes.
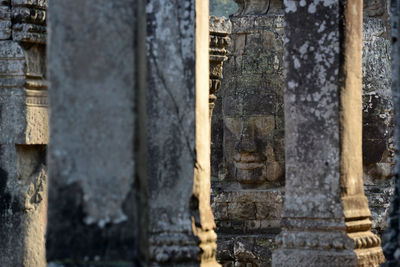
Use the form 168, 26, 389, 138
211, 0, 285, 266
147, 1, 220, 266
0, 1, 48, 266
209, 16, 231, 122
382, 0, 400, 265
272, 1, 384, 266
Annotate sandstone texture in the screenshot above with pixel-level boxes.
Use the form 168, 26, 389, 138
0, 1, 48, 266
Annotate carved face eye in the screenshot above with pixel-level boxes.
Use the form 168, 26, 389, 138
252, 116, 275, 134
224, 117, 242, 138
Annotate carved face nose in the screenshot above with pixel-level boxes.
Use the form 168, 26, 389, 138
235, 120, 256, 153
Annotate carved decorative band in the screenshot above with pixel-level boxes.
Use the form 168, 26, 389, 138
148, 234, 199, 263
12, 8, 46, 26
348, 232, 381, 249
13, 23, 46, 43
25, 78, 46, 90
26, 89, 47, 107
275, 231, 354, 250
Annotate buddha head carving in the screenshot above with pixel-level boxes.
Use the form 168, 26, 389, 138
222, 86, 284, 185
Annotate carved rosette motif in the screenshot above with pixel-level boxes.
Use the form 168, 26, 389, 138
209, 16, 231, 121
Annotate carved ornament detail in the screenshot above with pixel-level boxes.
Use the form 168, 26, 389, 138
209, 16, 231, 119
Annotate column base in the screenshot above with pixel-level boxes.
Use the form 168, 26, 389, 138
355, 246, 386, 267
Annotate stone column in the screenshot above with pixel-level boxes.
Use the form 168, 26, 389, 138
272, 1, 384, 266
209, 16, 231, 122
146, 1, 219, 266
0, 0, 48, 266
47, 0, 146, 265
382, 0, 400, 265
211, 0, 285, 266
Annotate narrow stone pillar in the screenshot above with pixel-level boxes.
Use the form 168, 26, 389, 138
47, 0, 146, 265
0, 0, 48, 266
209, 16, 231, 122
272, 1, 384, 266
211, 0, 285, 265
146, 1, 219, 266
382, 0, 400, 265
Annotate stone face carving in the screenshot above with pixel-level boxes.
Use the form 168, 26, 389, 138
272, 0, 384, 266
220, 1, 284, 189
223, 95, 284, 186
211, 1, 285, 266
0, 0, 47, 266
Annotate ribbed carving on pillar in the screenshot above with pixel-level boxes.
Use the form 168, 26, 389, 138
209, 16, 231, 122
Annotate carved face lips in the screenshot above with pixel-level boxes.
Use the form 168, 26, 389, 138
234, 153, 264, 170
233, 152, 267, 184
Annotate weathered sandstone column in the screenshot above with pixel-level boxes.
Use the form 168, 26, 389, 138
382, 0, 400, 265
146, 1, 219, 266
272, 0, 384, 266
47, 0, 146, 265
0, 0, 48, 266
211, 0, 285, 266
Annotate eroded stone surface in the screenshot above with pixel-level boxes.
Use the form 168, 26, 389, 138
0, 0, 48, 266
147, 1, 219, 266
273, 0, 384, 266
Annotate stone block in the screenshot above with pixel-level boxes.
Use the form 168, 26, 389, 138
228, 202, 256, 220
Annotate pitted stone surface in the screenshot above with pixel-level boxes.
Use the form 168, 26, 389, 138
147, 1, 219, 266
47, 0, 141, 263
273, 0, 384, 266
